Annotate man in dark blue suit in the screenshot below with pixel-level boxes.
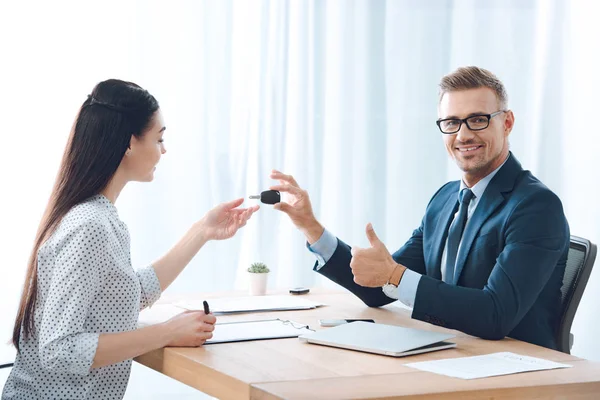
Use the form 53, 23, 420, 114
271, 66, 570, 350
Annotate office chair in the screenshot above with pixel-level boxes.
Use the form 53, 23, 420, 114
556, 235, 597, 354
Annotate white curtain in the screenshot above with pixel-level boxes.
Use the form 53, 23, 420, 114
2, 0, 600, 363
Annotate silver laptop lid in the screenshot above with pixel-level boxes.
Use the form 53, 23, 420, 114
299, 322, 455, 355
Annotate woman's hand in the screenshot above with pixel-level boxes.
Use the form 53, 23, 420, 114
152, 198, 258, 293
164, 310, 217, 347
199, 198, 259, 241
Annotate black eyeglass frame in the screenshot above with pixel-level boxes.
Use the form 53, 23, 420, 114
436, 110, 507, 134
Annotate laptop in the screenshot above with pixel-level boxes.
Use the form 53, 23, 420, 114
298, 321, 456, 357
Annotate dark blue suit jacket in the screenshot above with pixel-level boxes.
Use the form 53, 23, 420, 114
317, 153, 570, 349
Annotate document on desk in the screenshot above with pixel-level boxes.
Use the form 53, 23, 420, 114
206, 319, 313, 344
176, 295, 325, 314
405, 352, 572, 379
1, 343, 16, 368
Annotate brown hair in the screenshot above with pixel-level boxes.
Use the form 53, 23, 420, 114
12, 79, 159, 351
439, 66, 508, 109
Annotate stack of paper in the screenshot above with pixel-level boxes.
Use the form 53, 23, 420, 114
206, 319, 313, 344
176, 295, 325, 315
405, 352, 572, 379
0, 343, 16, 368
138, 304, 185, 327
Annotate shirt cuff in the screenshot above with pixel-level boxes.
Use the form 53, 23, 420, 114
396, 269, 421, 308
74, 332, 99, 375
306, 229, 338, 270
137, 264, 162, 309
40, 332, 100, 376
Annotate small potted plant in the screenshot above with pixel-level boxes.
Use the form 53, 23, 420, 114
248, 262, 270, 296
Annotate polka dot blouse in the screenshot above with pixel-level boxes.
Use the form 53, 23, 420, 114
2, 194, 162, 399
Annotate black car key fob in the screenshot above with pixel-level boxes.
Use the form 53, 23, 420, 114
249, 190, 280, 205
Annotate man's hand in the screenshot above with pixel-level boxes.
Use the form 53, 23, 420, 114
351, 223, 399, 287
269, 170, 324, 244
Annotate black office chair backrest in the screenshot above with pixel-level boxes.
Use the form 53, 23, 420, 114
557, 235, 597, 354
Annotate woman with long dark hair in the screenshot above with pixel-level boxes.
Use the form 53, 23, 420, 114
2, 79, 259, 399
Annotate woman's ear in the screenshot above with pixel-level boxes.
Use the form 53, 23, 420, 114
127, 135, 139, 155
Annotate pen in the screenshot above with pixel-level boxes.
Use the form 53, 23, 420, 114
203, 300, 210, 315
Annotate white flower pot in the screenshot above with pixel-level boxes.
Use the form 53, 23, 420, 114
248, 272, 269, 296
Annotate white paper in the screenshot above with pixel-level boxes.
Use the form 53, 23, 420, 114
405, 352, 572, 379
0, 343, 16, 366
207, 319, 312, 344
390, 301, 412, 311
138, 304, 184, 327
176, 295, 325, 314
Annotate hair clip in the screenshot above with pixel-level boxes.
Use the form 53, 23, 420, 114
86, 95, 129, 113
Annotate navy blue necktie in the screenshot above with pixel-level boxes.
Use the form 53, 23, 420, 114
444, 188, 475, 283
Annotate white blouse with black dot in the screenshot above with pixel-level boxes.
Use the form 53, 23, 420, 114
2, 194, 162, 400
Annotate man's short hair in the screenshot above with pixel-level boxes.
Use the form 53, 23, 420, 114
439, 66, 508, 109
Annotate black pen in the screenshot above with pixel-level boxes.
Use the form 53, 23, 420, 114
203, 300, 210, 314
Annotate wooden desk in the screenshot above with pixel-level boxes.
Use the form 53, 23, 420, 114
135, 291, 600, 399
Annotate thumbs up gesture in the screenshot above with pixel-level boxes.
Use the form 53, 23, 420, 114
350, 223, 399, 287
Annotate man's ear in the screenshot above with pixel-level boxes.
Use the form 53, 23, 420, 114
504, 110, 515, 137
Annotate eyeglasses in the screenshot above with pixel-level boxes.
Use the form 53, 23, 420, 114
436, 110, 507, 134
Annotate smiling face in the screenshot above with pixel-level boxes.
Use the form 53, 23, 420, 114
439, 87, 514, 187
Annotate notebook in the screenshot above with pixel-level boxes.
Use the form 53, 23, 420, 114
299, 321, 456, 357
177, 295, 324, 315
206, 318, 313, 344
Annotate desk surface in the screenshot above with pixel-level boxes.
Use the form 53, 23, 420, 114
135, 291, 600, 399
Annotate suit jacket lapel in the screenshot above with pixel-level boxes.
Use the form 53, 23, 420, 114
452, 152, 523, 284
452, 190, 504, 284
430, 186, 460, 280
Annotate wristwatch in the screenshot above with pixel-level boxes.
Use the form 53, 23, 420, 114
382, 264, 406, 299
